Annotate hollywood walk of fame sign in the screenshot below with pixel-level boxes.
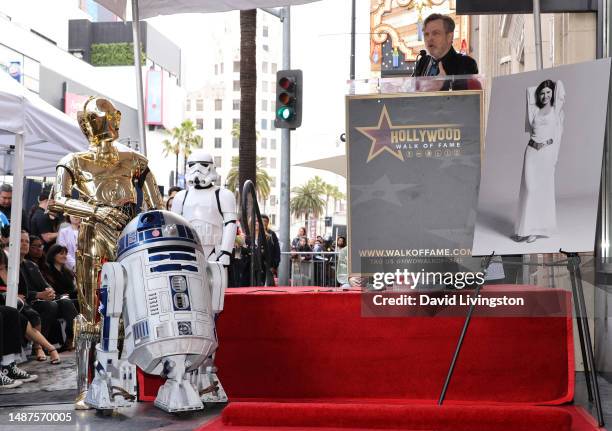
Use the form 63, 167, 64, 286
346, 90, 483, 278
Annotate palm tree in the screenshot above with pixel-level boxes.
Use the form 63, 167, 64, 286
290, 180, 326, 230
162, 120, 204, 185
331, 186, 346, 214
226, 156, 272, 202
323, 184, 346, 217
238, 9, 257, 193
161, 128, 181, 185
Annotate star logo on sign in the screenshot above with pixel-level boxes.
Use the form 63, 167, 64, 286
356, 105, 404, 162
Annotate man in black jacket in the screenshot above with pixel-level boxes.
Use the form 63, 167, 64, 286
261, 215, 281, 285
413, 13, 478, 90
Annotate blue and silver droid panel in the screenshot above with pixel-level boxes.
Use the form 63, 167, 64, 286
170, 275, 191, 312
117, 210, 201, 259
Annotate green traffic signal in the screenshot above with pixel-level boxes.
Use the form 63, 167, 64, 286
274, 69, 302, 129
277, 106, 295, 121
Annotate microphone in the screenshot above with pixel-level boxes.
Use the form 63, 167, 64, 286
412, 50, 429, 77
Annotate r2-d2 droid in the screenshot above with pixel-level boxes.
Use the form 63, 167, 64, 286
85, 210, 226, 412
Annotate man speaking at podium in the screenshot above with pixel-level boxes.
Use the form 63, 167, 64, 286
413, 13, 478, 89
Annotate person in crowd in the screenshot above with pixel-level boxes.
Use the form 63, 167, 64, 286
0, 251, 61, 365
229, 223, 247, 287
313, 238, 326, 286
29, 189, 59, 250
261, 215, 281, 283
26, 235, 49, 274
167, 186, 182, 198
336, 236, 347, 250
57, 215, 80, 272
44, 244, 78, 303
291, 227, 307, 249
0, 184, 29, 232
165, 187, 183, 211
292, 236, 313, 286
0, 305, 37, 387
249, 221, 274, 286
19, 231, 77, 355
513, 79, 565, 244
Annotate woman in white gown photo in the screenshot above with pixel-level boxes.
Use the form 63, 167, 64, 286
513, 79, 565, 243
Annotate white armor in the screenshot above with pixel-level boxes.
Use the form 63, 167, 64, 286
85, 210, 223, 412
171, 150, 237, 312
171, 150, 237, 403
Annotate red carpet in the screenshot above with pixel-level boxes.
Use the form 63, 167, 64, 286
136, 286, 599, 431
212, 401, 573, 431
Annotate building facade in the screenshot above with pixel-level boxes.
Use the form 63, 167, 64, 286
185, 11, 283, 226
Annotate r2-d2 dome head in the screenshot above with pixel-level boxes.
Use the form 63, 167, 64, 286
186, 150, 217, 189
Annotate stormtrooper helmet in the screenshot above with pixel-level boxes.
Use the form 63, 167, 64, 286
186, 149, 217, 189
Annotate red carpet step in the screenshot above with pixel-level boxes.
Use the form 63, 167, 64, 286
216, 401, 573, 431
140, 286, 574, 404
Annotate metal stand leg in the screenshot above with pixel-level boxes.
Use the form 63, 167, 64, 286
563, 251, 604, 427
568, 263, 594, 402
438, 253, 494, 405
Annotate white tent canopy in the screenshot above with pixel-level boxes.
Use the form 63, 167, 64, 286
95, 0, 320, 20
295, 154, 347, 177
0, 70, 88, 308
0, 71, 88, 177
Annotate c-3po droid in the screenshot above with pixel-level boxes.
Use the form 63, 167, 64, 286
85, 210, 225, 412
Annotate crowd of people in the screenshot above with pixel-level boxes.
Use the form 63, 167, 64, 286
0, 184, 79, 389
290, 227, 347, 287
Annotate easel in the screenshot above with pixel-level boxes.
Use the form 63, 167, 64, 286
437, 250, 604, 427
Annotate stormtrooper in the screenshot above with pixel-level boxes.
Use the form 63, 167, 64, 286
171, 149, 237, 403
85, 210, 226, 412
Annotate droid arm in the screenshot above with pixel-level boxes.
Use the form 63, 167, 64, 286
136, 156, 164, 210
48, 165, 96, 219
49, 166, 128, 229
216, 188, 238, 261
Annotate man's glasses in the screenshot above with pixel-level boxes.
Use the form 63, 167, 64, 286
30, 244, 44, 249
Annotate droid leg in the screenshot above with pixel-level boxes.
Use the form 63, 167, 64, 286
85, 263, 136, 410
74, 221, 103, 409
155, 355, 204, 412
196, 261, 228, 403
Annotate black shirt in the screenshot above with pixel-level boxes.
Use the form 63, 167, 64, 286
267, 229, 281, 268
19, 259, 52, 303
30, 207, 58, 248
44, 266, 77, 298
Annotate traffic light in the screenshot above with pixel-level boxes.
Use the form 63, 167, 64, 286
274, 69, 302, 129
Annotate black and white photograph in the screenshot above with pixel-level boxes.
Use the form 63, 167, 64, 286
472, 59, 611, 255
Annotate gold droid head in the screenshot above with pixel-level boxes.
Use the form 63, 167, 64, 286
77, 97, 121, 145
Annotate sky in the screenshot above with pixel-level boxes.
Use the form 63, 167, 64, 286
144, 0, 372, 193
